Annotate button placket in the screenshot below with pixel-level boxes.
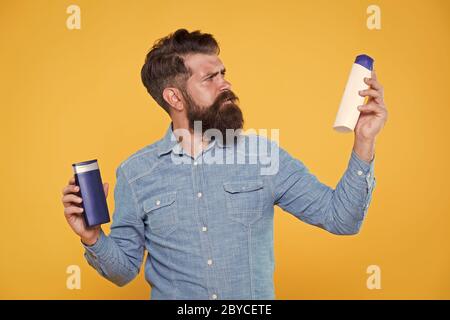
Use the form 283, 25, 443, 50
191, 150, 219, 299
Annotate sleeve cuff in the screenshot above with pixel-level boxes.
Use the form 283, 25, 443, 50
349, 150, 375, 185
351, 149, 374, 170
348, 150, 377, 212
82, 229, 110, 260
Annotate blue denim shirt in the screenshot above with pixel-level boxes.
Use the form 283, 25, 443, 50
83, 123, 376, 299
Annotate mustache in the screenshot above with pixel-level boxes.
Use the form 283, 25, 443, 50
213, 90, 239, 106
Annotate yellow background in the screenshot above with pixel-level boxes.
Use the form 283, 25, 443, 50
1, 0, 449, 299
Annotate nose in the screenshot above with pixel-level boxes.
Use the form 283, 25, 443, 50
219, 79, 232, 92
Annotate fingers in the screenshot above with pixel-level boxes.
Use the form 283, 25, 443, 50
364, 77, 383, 91
62, 176, 82, 208
363, 70, 384, 105
103, 183, 109, 198
62, 193, 82, 204
357, 102, 387, 115
64, 206, 84, 216
61, 193, 83, 208
359, 88, 382, 99
62, 184, 79, 196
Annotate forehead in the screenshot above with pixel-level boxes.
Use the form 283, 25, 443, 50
184, 53, 224, 78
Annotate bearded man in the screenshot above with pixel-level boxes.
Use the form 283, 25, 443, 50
61, 29, 387, 300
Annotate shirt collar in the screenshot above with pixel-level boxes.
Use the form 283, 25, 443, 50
157, 123, 235, 158
157, 123, 181, 157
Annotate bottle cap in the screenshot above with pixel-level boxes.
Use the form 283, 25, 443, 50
72, 159, 99, 174
355, 54, 374, 70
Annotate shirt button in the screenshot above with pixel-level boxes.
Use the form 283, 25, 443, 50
202, 226, 208, 232
193, 161, 198, 166
207, 259, 213, 265
156, 200, 161, 206
357, 170, 363, 176
197, 192, 202, 198
212, 294, 218, 300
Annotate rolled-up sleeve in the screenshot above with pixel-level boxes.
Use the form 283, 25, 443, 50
83, 165, 145, 286
272, 143, 376, 235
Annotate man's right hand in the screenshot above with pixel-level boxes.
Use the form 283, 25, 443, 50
61, 176, 109, 246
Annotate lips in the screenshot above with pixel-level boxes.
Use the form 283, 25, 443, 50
222, 97, 234, 105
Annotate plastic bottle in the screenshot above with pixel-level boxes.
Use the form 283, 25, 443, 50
333, 54, 374, 133
72, 159, 110, 227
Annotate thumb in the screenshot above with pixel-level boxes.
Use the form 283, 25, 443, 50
103, 183, 109, 198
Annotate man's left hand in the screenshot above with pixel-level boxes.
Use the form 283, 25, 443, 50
355, 70, 388, 141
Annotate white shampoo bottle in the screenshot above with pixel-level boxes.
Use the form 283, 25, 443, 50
333, 54, 374, 133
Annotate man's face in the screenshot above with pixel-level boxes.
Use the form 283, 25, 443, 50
181, 53, 244, 139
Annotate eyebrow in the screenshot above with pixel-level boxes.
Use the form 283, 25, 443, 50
202, 68, 226, 80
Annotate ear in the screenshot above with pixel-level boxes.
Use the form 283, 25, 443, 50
162, 87, 184, 112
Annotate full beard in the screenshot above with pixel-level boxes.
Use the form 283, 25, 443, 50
184, 90, 244, 144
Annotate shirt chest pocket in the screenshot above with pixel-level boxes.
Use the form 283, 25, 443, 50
143, 191, 178, 238
223, 180, 264, 226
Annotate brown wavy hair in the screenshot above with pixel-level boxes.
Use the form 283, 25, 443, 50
141, 29, 220, 113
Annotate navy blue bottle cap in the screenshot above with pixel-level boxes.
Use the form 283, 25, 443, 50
72, 159, 98, 167
72, 159, 99, 174
354, 54, 374, 71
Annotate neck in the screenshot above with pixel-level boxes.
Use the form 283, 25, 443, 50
172, 119, 210, 158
